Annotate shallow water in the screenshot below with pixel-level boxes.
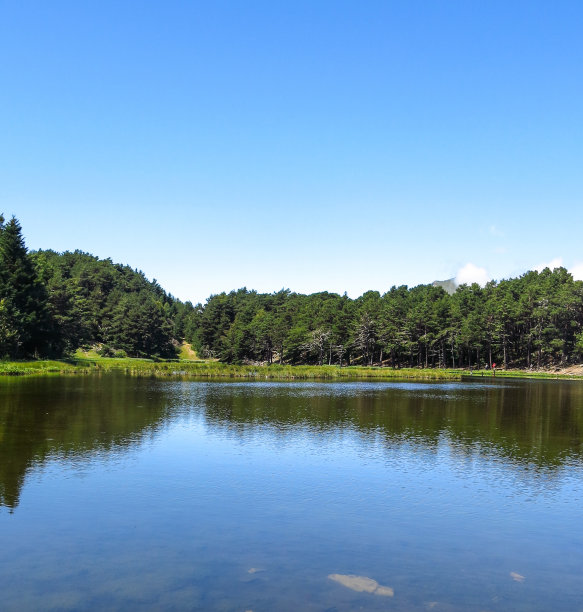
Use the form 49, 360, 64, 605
1, 374, 583, 611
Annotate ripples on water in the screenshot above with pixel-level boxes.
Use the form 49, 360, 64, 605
1, 375, 583, 611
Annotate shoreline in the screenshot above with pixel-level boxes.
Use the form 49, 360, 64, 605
1, 358, 583, 381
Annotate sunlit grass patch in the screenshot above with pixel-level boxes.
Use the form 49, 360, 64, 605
177, 342, 201, 361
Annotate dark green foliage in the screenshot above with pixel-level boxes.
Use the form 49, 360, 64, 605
31, 250, 178, 359
105, 293, 175, 358
2, 215, 583, 367
194, 270, 583, 369
0, 217, 51, 357
0, 215, 180, 359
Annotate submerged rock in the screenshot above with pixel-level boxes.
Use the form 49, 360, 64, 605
328, 574, 377, 593
374, 585, 395, 596
328, 574, 394, 596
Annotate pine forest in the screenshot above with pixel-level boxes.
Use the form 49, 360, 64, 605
2, 215, 583, 370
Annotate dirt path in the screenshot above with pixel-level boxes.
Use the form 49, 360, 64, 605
554, 364, 583, 376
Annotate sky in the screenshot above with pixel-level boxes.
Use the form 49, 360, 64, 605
1, 0, 582, 304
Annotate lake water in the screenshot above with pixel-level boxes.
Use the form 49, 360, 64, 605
1, 374, 583, 611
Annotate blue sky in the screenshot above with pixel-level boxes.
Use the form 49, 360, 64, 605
1, 1, 582, 304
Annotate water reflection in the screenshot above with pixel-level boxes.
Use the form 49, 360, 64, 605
1, 376, 583, 511
0, 374, 172, 510
2, 376, 583, 611
199, 379, 583, 469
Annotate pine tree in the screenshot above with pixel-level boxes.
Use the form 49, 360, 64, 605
106, 293, 175, 358
0, 216, 50, 357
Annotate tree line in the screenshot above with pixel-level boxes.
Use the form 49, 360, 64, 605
2, 215, 583, 367
189, 273, 583, 369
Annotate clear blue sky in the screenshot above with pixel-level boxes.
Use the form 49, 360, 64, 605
1, 1, 582, 304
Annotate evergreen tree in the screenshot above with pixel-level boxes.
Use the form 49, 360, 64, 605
106, 293, 175, 358
0, 216, 50, 357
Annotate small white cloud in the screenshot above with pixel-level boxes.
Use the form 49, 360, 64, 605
493, 246, 507, 254
570, 263, 583, 281
456, 263, 490, 287
535, 257, 563, 273
489, 225, 504, 237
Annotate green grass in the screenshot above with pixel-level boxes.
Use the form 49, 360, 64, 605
109, 363, 463, 380
177, 341, 201, 361
0, 360, 92, 376
1, 355, 462, 379
2, 355, 582, 381
68, 357, 464, 379
462, 368, 583, 380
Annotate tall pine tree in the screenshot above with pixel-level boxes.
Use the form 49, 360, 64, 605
0, 216, 50, 357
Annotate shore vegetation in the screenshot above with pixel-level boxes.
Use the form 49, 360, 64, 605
2, 355, 583, 381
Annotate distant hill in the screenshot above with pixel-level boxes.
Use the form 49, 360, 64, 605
432, 278, 457, 295
29, 249, 193, 358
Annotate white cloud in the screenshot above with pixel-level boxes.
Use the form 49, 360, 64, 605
570, 263, 583, 281
455, 263, 490, 287
535, 257, 563, 273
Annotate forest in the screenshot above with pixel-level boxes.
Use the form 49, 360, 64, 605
2, 215, 583, 369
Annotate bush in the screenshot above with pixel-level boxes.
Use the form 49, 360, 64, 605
97, 345, 115, 357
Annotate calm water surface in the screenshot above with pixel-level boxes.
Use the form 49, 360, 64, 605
1, 374, 583, 611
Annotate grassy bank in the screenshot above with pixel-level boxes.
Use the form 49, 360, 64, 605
461, 368, 583, 381
2, 356, 583, 380
0, 360, 93, 376
69, 357, 463, 380
0, 355, 460, 379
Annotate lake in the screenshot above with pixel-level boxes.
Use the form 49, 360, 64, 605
1, 374, 583, 611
